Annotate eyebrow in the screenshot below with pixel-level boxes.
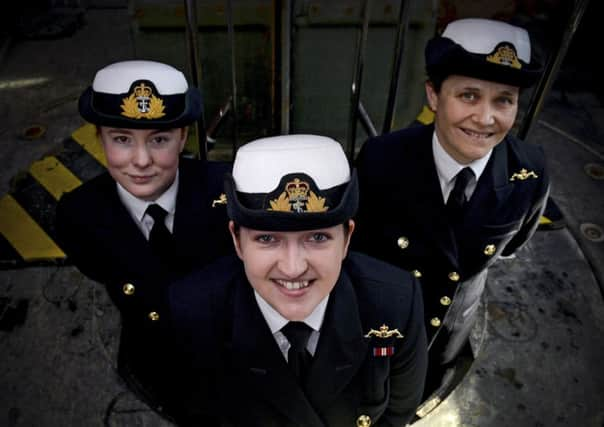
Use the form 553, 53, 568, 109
460, 86, 517, 97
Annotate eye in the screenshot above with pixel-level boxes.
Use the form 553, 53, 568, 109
255, 234, 276, 244
149, 135, 170, 145
496, 96, 516, 106
309, 232, 330, 242
460, 92, 477, 102
113, 135, 131, 144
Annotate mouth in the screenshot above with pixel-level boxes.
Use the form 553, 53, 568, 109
274, 279, 312, 291
460, 128, 494, 139
128, 174, 156, 183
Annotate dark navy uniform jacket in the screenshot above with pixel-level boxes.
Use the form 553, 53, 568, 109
55, 158, 233, 410
353, 124, 549, 356
169, 252, 427, 427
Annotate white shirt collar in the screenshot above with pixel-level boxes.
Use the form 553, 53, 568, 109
117, 170, 180, 223
432, 132, 491, 183
254, 290, 329, 334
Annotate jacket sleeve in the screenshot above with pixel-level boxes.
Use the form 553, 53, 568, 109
501, 154, 551, 257
379, 275, 428, 426
55, 191, 108, 284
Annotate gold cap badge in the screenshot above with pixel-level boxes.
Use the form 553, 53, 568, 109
486, 43, 522, 69
121, 82, 166, 119
268, 178, 328, 213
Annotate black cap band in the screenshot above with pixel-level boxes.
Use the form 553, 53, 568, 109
225, 171, 359, 231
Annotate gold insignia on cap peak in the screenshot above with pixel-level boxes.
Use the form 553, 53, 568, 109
364, 324, 404, 339
268, 178, 328, 213
510, 168, 538, 181
486, 43, 522, 69
121, 82, 166, 119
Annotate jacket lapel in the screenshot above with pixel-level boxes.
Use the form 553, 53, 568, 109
464, 139, 513, 228
304, 271, 368, 413
405, 129, 460, 268
228, 279, 325, 426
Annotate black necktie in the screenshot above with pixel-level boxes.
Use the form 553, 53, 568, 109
446, 167, 474, 221
145, 204, 175, 261
281, 321, 313, 384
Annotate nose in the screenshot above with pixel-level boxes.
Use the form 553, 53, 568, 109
132, 142, 152, 168
277, 243, 308, 278
473, 102, 495, 126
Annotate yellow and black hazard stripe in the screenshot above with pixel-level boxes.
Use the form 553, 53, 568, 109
0, 124, 106, 268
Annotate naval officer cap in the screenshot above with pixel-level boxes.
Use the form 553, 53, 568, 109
425, 18, 542, 88
79, 60, 202, 129
225, 135, 358, 231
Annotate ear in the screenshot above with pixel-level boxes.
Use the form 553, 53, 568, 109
178, 127, 189, 153
425, 81, 438, 112
342, 219, 355, 256
228, 221, 244, 260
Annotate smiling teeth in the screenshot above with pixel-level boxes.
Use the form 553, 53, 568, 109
276, 280, 310, 290
464, 129, 490, 138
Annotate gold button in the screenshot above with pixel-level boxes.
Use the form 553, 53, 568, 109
412, 269, 422, 278
430, 317, 441, 327
148, 311, 160, 321
357, 414, 371, 427
448, 271, 460, 282
397, 236, 409, 250
122, 283, 135, 296
440, 296, 452, 306
484, 244, 496, 256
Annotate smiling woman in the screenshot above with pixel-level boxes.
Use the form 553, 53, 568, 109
168, 134, 428, 427
99, 127, 187, 201
54, 59, 233, 424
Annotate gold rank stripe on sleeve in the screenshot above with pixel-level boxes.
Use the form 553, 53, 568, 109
0, 125, 107, 267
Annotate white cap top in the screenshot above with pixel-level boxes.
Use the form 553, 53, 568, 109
443, 18, 531, 63
92, 60, 188, 94
232, 135, 350, 193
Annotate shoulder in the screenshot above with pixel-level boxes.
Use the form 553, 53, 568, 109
344, 252, 419, 306
344, 252, 424, 338
178, 157, 232, 195
56, 172, 114, 220
170, 255, 241, 318
503, 135, 547, 171
355, 125, 433, 181
358, 125, 432, 158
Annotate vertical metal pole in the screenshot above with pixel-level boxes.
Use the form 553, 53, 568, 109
347, 0, 372, 161
382, 0, 412, 135
280, 0, 292, 134
183, 0, 207, 160
226, 0, 238, 158
517, 0, 591, 141
359, 101, 378, 138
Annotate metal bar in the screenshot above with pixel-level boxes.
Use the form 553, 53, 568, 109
517, 0, 591, 141
280, 0, 292, 134
206, 96, 233, 141
382, 0, 412, 135
183, 0, 207, 160
359, 101, 378, 138
347, 0, 372, 161
226, 0, 238, 158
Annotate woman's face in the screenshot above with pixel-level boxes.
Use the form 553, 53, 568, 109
230, 221, 354, 321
